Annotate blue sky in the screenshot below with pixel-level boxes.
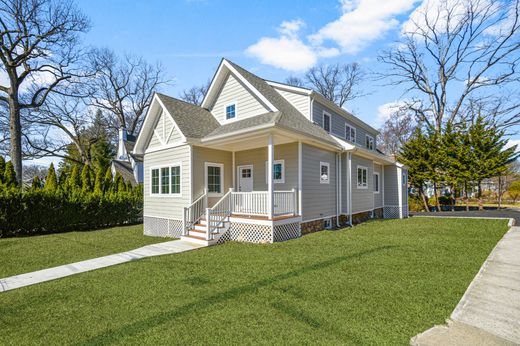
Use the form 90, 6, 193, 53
78, 0, 415, 126
27, 0, 520, 166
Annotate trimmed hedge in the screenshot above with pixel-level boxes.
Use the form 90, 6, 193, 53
0, 189, 143, 237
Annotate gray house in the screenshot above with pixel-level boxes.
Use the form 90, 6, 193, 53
133, 59, 408, 245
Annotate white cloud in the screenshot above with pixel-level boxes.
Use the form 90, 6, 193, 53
310, 0, 418, 54
246, 0, 418, 70
376, 100, 408, 125
246, 19, 322, 71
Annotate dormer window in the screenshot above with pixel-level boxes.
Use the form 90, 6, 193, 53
225, 103, 236, 120
345, 124, 356, 142
365, 135, 374, 150
323, 112, 331, 133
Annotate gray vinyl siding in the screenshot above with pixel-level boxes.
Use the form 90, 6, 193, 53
192, 146, 233, 207
274, 88, 310, 118
312, 101, 377, 149
351, 154, 374, 214
301, 143, 337, 221
211, 73, 268, 123
384, 165, 399, 206
373, 163, 383, 208
143, 145, 191, 219
234, 142, 298, 192
402, 168, 408, 207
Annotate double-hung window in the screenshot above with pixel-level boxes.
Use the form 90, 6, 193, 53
225, 103, 236, 120
323, 112, 331, 133
205, 163, 224, 196
373, 172, 380, 193
365, 135, 374, 150
320, 162, 330, 184
151, 164, 181, 196
345, 124, 356, 142
357, 166, 368, 189
265, 159, 285, 184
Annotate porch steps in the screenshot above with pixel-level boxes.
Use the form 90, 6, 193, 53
180, 218, 229, 246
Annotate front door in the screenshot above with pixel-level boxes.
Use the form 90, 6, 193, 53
238, 165, 253, 192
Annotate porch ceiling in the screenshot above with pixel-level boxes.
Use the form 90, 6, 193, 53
198, 129, 299, 151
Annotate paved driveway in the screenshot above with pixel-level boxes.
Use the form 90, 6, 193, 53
410, 208, 520, 225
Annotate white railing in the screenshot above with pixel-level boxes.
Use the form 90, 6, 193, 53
206, 189, 233, 240
183, 189, 207, 236
230, 189, 297, 217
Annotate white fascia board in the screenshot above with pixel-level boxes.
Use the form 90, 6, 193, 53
155, 95, 188, 143
311, 93, 380, 135
266, 81, 312, 95
134, 93, 161, 155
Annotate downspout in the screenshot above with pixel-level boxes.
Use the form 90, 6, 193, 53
337, 153, 342, 227
336, 153, 340, 228
347, 151, 353, 227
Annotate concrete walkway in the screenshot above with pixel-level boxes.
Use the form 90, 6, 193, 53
0, 240, 205, 292
412, 226, 520, 345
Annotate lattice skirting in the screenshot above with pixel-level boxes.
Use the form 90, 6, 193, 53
144, 216, 183, 238
383, 206, 409, 219
273, 222, 301, 242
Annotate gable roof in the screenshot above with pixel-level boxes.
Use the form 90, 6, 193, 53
155, 93, 219, 139
112, 160, 138, 186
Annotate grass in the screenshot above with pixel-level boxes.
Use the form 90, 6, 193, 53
0, 217, 509, 345
0, 224, 169, 278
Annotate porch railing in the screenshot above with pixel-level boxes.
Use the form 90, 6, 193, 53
231, 189, 297, 217
206, 188, 233, 240
183, 189, 207, 236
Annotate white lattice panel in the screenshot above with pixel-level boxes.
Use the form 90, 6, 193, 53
168, 219, 183, 238
216, 222, 273, 244
144, 216, 181, 238
273, 222, 300, 242
384, 206, 406, 219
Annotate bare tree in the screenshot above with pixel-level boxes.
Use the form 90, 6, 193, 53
378, 108, 416, 156
179, 79, 210, 106
88, 48, 169, 136
0, 0, 89, 183
284, 76, 305, 88
305, 62, 363, 107
379, 0, 520, 132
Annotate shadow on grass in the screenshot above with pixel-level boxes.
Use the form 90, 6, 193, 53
75, 245, 395, 346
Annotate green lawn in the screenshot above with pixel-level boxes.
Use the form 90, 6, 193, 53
0, 218, 508, 345
0, 224, 169, 278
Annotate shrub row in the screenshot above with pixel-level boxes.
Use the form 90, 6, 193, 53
0, 189, 143, 237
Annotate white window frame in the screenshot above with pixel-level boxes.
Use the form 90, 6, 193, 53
373, 172, 380, 194
149, 163, 182, 197
320, 161, 330, 184
322, 111, 331, 133
357, 165, 368, 189
365, 135, 374, 150
345, 124, 356, 142
205, 162, 224, 197
402, 171, 408, 187
265, 159, 285, 184
224, 102, 237, 121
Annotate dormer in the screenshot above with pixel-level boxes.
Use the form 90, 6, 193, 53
201, 59, 278, 124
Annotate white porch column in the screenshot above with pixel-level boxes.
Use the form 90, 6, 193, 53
268, 134, 274, 220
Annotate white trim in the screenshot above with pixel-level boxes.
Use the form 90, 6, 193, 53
155, 95, 188, 143
382, 166, 385, 207
189, 145, 193, 204
232, 151, 236, 190
356, 165, 368, 189
201, 60, 278, 112
143, 215, 183, 221
144, 141, 187, 154
322, 111, 331, 133
345, 123, 356, 143
265, 159, 285, 184
373, 172, 380, 194
320, 161, 330, 184
397, 167, 403, 218
352, 208, 380, 215
348, 152, 352, 221
149, 162, 183, 197
265, 81, 312, 95
298, 141, 302, 215
204, 162, 225, 197
223, 101, 238, 121
365, 134, 375, 151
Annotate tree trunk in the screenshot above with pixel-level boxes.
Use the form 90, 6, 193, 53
451, 185, 456, 212
478, 181, 483, 211
464, 182, 470, 211
498, 176, 502, 209
433, 182, 441, 212
9, 98, 22, 185
419, 187, 430, 212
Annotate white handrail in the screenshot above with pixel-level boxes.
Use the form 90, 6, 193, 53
183, 189, 207, 235
206, 188, 233, 240
230, 189, 297, 217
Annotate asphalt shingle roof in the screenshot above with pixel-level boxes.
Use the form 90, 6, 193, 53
112, 160, 137, 186
156, 93, 220, 139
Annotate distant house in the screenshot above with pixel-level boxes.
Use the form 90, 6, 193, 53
111, 128, 143, 186
133, 59, 408, 245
